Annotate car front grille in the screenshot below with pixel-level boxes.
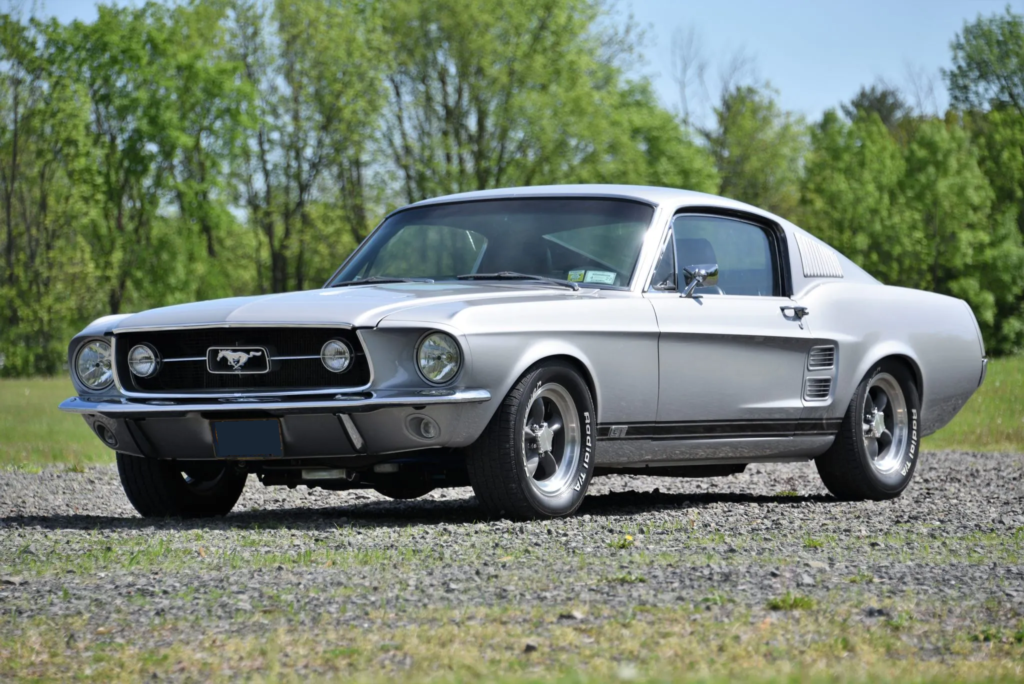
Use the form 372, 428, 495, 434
114, 327, 370, 393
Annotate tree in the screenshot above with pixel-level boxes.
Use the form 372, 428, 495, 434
900, 119, 1024, 353
841, 82, 910, 131
703, 85, 806, 216
230, 0, 386, 293
801, 110, 917, 285
0, 13, 100, 374
946, 7, 1024, 116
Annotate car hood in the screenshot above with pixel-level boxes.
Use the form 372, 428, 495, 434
112, 283, 582, 331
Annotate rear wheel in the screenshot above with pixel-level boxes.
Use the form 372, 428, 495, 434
815, 360, 921, 500
466, 361, 595, 519
116, 453, 247, 518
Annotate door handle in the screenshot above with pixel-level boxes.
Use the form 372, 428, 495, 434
780, 305, 809, 319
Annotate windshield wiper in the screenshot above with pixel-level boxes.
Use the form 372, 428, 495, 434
329, 276, 435, 288
456, 271, 579, 291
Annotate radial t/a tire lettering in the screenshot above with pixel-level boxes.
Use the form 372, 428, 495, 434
466, 361, 596, 520
815, 360, 921, 501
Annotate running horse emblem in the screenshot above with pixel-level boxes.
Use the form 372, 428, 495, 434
217, 349, 263, 371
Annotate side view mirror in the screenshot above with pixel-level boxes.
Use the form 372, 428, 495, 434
680, 263, 719, 298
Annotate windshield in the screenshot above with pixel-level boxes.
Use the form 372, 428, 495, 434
329, 198, 655, 289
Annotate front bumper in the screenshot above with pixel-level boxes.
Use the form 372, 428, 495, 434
61, 389, 492, 461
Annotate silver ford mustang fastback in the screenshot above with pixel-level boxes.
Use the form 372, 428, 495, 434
60, 185, 987, 519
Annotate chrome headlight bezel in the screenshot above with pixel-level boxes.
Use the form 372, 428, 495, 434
127, 343, 160, 378
415, 331, 462, 385
74, 338, 114, 391
321, 339, 354, 373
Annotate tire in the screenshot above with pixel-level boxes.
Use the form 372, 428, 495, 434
372, 483, 435, 500
466, 361, 596, 519
115, 453, 247, 518
815, 360, 921, 501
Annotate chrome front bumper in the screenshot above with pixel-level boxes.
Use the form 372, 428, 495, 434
59, 388, 491, 416
61, 389, 493, 461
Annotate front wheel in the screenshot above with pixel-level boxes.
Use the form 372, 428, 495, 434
815, 360, 921, 501
116, 453, 247, 518
466, 361, 596, 519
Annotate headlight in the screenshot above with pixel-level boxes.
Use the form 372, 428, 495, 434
127, 344, 159, 377
321, 339, 353, 373
75, 339, 113, 391
416, 332, 461, 384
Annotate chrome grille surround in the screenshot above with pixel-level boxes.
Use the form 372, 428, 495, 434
111, 325, 372, 398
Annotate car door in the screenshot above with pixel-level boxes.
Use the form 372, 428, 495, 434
642, 213, 814, 457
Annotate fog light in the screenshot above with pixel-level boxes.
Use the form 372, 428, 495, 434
94, 423, 118, 448
418, 417, 438, 439
373, 463, 400, 474
128, 344, 160, 377
321, 339, 353, 373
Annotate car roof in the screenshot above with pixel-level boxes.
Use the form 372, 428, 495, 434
410, 184, 769, 215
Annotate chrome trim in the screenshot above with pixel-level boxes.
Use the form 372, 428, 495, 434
58, 388, 492, 415
111, 325, 376, 399
643, 223, 675, 293
160, 355, 326, 363
113, 322, 355, 333
338, 414, 365, 451
206, 346, 270, 374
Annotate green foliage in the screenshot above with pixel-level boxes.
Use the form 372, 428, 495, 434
2, 2, 1024, 373
841, 82, 911, 130
800, 111, 1024, 353
703, 85, 807, 217
947, 7, 1024, 116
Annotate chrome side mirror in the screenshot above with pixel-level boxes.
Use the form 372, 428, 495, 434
680, 263, 719, 298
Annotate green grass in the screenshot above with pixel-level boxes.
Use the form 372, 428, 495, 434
923, 354, 1024, 452
766, 592, 816, 611
0, 377, 111, 468
0, 354, 1020, 467
3, 603, 1022, 683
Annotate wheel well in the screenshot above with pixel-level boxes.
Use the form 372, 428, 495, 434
535, 354, 599, 419
881, 354, 923, 398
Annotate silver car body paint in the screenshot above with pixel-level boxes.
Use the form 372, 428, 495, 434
61, 185, 986, 466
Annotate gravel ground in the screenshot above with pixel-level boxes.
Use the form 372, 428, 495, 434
1, 450, 1023, 665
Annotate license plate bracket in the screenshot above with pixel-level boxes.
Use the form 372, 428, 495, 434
211, 419, 284, 459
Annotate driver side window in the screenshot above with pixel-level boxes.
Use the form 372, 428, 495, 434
652, 215, 777, 296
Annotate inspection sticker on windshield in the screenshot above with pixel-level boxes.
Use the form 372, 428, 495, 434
583, 270, 616, 284
568, 270, 586, 282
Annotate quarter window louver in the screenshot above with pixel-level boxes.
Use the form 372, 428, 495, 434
795, 232, 844, 278
804, 377, 832, 401
808, 345, 836, 370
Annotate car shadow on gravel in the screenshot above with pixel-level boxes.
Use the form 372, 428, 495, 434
1, 490, 833, 531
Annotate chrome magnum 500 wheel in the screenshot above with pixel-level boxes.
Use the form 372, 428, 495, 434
466, 361, 595, 519
816, 360, 921, 501
116, 453, 247, 518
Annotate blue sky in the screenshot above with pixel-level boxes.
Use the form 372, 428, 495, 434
39, 0, 1024, 122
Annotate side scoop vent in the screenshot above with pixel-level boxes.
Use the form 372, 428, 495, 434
804, 377, 833, 401
808, 345, 836, 370
796, 232, 844, 278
